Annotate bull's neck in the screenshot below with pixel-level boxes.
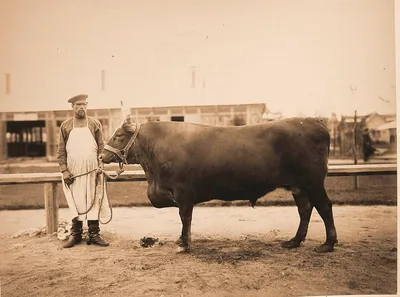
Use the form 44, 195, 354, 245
130, 129, 153, 172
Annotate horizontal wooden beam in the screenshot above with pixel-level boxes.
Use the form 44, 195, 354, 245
327, 164, 397, 176
0, 171, 147, 185
0, 164, 396, 185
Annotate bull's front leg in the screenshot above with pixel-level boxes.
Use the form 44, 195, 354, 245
176, 203, 194, 253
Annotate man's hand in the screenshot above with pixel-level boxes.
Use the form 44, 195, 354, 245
62, 170, 74, 185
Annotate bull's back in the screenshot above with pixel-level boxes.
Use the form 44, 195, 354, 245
187, 117, 329, 164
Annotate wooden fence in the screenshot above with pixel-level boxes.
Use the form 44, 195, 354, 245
0, 164, 397, 234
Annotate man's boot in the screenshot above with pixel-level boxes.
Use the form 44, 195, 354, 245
63, 217, 83, 248
87, 220, 109, 247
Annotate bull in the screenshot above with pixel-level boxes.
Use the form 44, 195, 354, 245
100, 115, 338, 253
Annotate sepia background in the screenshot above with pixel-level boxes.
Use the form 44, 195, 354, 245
0, 1, 398, 297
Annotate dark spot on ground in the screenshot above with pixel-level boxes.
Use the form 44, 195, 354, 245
140, 236, 159, 248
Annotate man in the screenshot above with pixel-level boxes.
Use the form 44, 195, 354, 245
57, 94, 111, 248
362, 127, 377, 162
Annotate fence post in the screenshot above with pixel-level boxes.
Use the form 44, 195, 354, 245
353, 110, 360, 189
44, 182, 59, 234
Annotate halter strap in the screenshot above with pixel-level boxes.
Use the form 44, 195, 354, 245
104, 122, 141, 165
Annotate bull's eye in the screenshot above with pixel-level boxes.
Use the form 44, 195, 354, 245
113, 133, 123, 140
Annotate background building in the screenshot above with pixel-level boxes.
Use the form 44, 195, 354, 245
0, 103, 267, 161
328, 112, 396, 157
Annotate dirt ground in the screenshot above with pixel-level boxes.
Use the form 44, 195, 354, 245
0, 205, 397, 297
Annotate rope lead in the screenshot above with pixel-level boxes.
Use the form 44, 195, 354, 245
66, 165, 124, 225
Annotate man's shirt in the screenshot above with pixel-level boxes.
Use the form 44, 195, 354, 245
57, 117, 105, 172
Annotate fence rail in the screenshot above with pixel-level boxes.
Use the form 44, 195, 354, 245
0, 170, 147, 185
0, 164, 397, 233
0, 164, 397, 186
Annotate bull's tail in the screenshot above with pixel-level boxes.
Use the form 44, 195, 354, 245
314, 117, 331, 159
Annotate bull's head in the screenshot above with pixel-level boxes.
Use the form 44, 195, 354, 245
99, 102, 140, 165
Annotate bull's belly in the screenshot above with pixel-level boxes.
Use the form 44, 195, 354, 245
148, 173, 302, 207
195, 184, 275, 204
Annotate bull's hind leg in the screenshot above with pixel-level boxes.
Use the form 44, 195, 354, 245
307, 185, 338, 253
282, 190, 313, 249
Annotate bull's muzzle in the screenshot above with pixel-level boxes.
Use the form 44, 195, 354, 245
98, 152, 113, 164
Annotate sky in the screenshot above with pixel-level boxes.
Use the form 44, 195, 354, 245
0, 0, 397, 118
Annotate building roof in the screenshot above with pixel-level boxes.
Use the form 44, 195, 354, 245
377, 121, 397, 130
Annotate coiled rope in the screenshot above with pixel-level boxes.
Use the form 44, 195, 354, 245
65, 163, 125, 224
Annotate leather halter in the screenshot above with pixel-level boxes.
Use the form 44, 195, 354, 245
104, 122, 141, 165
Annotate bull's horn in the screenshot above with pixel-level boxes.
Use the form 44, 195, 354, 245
120, 100, 132, 122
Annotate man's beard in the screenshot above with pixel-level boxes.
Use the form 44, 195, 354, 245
75, 110, 86, 119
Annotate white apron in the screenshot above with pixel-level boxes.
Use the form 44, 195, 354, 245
61, 119, 111, 222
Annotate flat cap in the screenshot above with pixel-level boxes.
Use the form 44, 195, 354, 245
68, 94, 88, 104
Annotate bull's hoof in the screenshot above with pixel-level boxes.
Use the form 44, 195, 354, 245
176, 245, 189, 253
315, 243, 334, 253
281, 238, 302, 249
